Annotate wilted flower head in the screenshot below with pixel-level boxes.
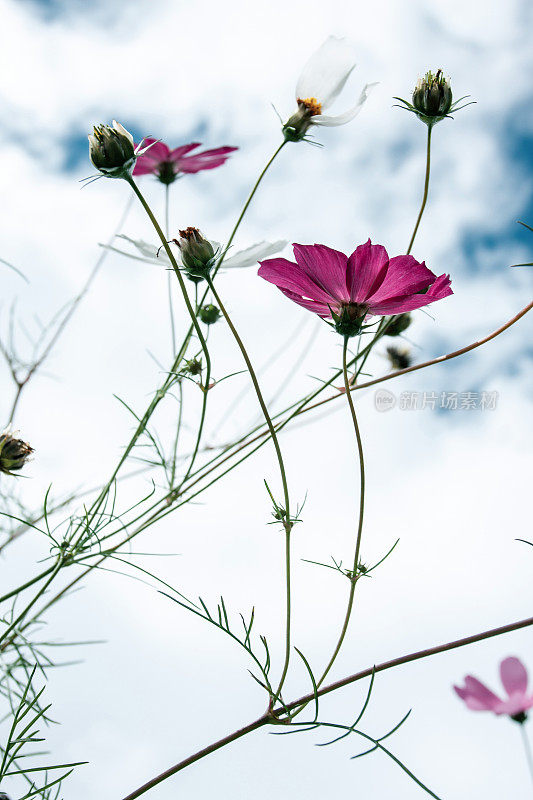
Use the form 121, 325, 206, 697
282, 36, 376, 142
198, 304, 221, 325
454, 657, 533, 722
258, 239, 452, 337
133, 140, 238, 184
395, 71, 473, 127
172, 227, 216, 281
386, 345, 411, 371
0, 430, 34, 475
88, 121, 152, 178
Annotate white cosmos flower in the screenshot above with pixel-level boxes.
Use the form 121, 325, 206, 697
101, 235, 287, 270
283, 36, 377, 139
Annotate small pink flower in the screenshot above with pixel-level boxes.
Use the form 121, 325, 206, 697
258, 239, 452, 335
454, 657, 533, 720
133, 139, 238, 184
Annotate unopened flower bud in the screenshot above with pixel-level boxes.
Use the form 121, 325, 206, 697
0, 793, 12, 800
198, 304, 220, 325
174, 228, 216, 281
394, 70, 471, 128
386, 345, 411, 371
386, 313, 412, 337
412, 70, 452, 124
183, 358, 202, 376
0, 431, 34, 475
88, 121, 137, 178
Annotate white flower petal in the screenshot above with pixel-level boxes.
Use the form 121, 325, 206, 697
222, 240, 288, 269
295, 36, 358, 110
112, 120, 134, 146
311, 82, 377, 126
100, 235, 181, 267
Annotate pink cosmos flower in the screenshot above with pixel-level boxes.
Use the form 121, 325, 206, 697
258, 239, 452, 335
454, 657, 533, 720
133, 139, 238, 184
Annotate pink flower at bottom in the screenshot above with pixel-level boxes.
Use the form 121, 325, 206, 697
133, 139, 238, 184
258, 239, 452, 336
454, 657, 533, 719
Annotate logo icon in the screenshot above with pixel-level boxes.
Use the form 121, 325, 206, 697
374, 389, 396, 412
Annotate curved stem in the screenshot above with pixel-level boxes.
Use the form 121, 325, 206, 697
82, 176, 211, 531
205, 275, 292, 701
293, 337, 365, 720
121, 612, 533, 800
317, 337, 366, 684
406, 124, 432, 255
214, 141, 287, 276
519, 724, 533, 787
164, 183, 177, 355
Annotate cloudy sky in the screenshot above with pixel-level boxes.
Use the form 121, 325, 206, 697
1, 0, 533, 798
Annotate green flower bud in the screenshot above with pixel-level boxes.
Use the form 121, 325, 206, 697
174, 228, 216, 281
412, 70, 452, 123
386, 345, 411, 371
0, 431, 34, 475
394, 70, 472, 128
183, 358, 202, 376
385, 313, 412, 337
198, 304, 221, 325
88, 120, 136, 178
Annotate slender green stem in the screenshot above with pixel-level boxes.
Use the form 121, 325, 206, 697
0, 563, 57, 604
406, 124, 432, 255
164, 183, 177, 355
126, 175, 212, 502
205, 275, 292, 701
169, 380, 183, 490
13, 142, 290, 630
318, 337, 365, 681
215, 141, 287, 276
0, 557, 64, 648
519, 724, 533, 788
292, 337, 366, 720
78, 176, 211, 533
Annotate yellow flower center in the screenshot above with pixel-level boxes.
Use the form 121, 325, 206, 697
297, 97, 322, 116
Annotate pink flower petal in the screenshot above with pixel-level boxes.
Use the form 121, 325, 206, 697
138, 138, 171, 162
367, 255, 437, 304
293, 244, 349, 302
455, 676, 502, 711
169, 142, 202, 162
258, 257, 337, 305
493, 694, 533, 716
500, 657, 529, 697
368, 273, 452, 315
347, 239, 389, 302
132, 160, 160, 175
279, 287, 332, 317
172, 145, 238, 173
